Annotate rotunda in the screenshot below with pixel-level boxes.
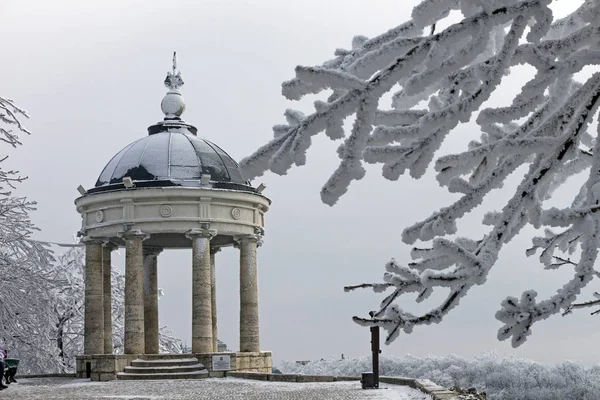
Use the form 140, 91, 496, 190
75, 54, 271, 380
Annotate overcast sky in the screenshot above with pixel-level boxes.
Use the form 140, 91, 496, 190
3, 0, 598, 366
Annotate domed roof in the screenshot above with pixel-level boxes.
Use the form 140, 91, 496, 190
89, 53, 254, 194
92, 128, 251, 193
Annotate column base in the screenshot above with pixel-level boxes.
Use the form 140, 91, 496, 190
75, 354, 140, 382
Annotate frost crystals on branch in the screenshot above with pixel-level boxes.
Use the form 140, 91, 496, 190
241, 0, 600, 347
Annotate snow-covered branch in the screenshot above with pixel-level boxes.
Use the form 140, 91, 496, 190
243, 0, 600, 347
0, 96, 30, 146
0, 96, 30, 191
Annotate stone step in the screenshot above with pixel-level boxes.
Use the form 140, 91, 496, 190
131, 358, 200, 368
124, 364, 206, 374
117, 369, 209, 380
137, 354, 198, 360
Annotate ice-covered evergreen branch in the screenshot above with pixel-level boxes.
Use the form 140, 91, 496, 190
243, 0, 600, 347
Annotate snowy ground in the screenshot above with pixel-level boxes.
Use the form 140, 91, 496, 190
0, 377, 432, 399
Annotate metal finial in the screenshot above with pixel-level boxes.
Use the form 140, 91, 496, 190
161, 51, 186, 118
164, 51, 184, 91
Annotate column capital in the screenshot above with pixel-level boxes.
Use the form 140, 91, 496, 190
234, 234, 263, 248
210, 246, 222, 255
118, 229, 150, 241
81, 236, 106, 245
143, 245, 164, 257
102, 241, 119, 252
185, 228, 217, 240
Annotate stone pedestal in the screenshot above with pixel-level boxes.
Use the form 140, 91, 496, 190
143, 246, 162, 354
238, 235, 261, 353
122, 231, 148, 354
76, 354, 139, 381
193, 351, 272, 376
234, 351, 272, 373
186, 229, 216, 353
84, 242, 104, 355
75, 351, 272, 382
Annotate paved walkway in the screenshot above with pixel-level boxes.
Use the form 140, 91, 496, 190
0, 377, 432, 399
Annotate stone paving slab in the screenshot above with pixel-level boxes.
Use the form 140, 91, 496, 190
0, 377, 432, 400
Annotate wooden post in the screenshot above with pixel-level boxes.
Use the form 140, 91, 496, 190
370, 326, 380, 388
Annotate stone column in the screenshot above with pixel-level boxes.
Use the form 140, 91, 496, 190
102, 242, 118, 355
210, 246, 221, 352
121, 230, 148, 354
185, 228, 216, 353
84, 240, 104, 355
238, 235, 261, 353
143, 246, 163, 355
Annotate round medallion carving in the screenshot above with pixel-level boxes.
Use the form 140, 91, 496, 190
160, 205, 173, 218
95, 210, 104, 223
231, 207, 242, 220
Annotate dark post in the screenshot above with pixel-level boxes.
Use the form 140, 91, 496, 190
370, 326, 380, 388
85, 362, 91, 379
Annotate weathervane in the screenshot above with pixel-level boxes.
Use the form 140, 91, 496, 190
164, 51, 184, 90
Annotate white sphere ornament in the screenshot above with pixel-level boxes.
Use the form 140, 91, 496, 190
161, 91, 186, 118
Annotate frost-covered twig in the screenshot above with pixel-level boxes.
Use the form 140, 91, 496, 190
0, 96, 30, 144
0, 96, 30, 191
563, 292, 600, 316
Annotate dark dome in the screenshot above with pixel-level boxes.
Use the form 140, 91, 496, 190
91, 127, 253, 194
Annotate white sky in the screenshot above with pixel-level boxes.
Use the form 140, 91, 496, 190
2, 0, 598, 366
